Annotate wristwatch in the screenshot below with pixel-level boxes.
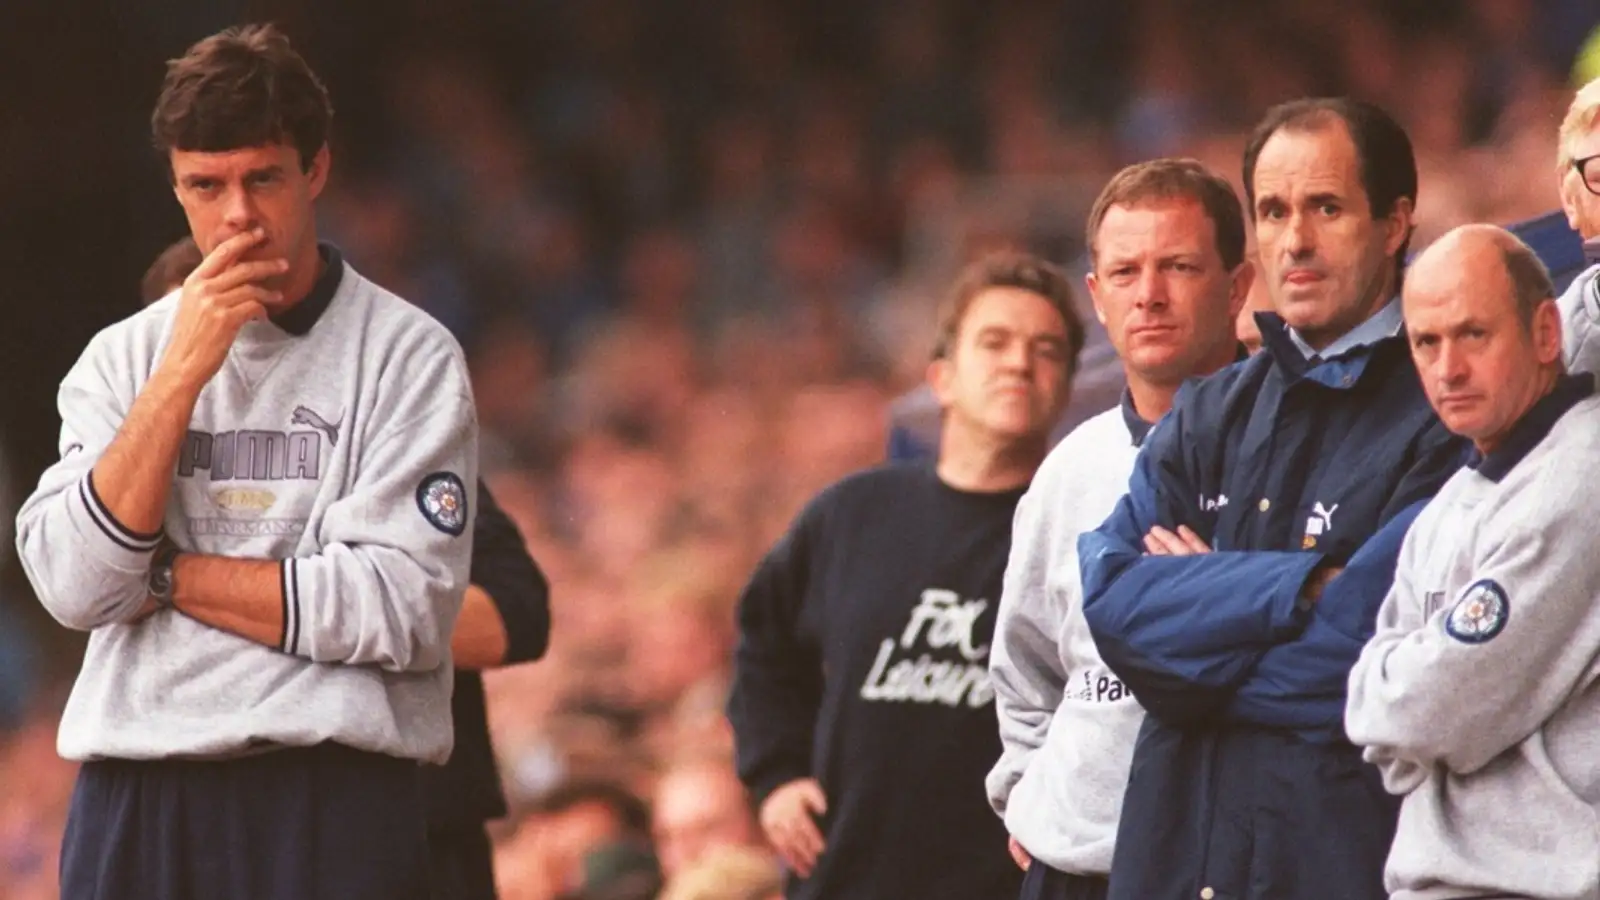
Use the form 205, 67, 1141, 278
147, 542, 181, 609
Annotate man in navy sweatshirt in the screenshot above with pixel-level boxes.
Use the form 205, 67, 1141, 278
727, 250, 1084, 900
1077, 98, 1467, 900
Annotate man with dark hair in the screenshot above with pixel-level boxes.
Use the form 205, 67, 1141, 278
1348, 225, 1600, 900
137, 231, 554, 900
1078, 98, 1467, 899
15, 24, 479, 899
987, 158, 1251, 900
728, 250, 1082, 900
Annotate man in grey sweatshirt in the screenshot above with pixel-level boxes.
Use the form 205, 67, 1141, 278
1346, 224, 1600, 900
986, 158, 1252, 900
14, 24, 477, 900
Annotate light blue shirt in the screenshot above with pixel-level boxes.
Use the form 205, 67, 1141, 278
1288, 297, 1403, 361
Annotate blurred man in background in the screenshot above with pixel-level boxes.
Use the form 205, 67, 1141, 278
1078, 98, 1465, 900
988, 158, 1250, 900
728, 251, 1083, 900
1234, 251, 1277, 354
651, 755, 764, 881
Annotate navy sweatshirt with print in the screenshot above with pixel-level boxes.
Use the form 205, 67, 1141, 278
728, 462, 1024, 900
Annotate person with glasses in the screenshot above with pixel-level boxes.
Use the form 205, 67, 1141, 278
1557, 76, 1600, 374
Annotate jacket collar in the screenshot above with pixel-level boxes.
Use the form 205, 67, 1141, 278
1256, 309, 1402, 391
1470, 372, 1596, 483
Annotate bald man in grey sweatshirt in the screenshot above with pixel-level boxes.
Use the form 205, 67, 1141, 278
1347, 224, 1600, 900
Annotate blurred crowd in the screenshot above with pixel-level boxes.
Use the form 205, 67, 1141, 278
2, 0, 1596, 897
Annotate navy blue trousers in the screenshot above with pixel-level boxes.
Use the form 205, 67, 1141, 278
1020, 861, 1110, 900
60, 742, 432, 900
428, 826, 497, 900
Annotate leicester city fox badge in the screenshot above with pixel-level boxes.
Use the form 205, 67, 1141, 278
1444, 578, 1509, 644
416, 472, 468, 536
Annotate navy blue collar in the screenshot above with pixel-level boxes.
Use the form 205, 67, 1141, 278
1284, 297, 1403, 361
1120, 344, 1247, 446
1255, 311, 1399, 388
270, 243, 344, 336
1120, 389, 1153, 447
1470, 372, 1596, 482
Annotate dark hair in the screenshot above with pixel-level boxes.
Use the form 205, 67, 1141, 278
1242, 97, 1417, 282
932, 251, 1086, 376
532, 779, 653, 840
1499, 237, 1556, 331
1086, 158, 1246, 271
151, 23, 332, 171
140, 236, 203, 305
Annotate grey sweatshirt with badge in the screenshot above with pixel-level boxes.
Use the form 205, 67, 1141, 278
14, 255, 478, 765
1346, 387, 1600, 900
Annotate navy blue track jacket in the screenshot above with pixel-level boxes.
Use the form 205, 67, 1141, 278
1078, 311, 1467, 900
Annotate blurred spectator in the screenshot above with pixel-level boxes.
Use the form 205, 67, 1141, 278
651, 755, 764, 880
494, 780, 655, 900
1236, 253, 1279, 354
657, 846, 784, 900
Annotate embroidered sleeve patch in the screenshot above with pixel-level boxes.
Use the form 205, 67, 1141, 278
416, 472, 468, 536
1444, 579, 1509, 644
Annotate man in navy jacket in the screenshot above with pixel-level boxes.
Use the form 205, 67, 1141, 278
1078, 98, 1467, 900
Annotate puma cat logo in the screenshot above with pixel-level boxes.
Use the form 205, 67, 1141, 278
290, 406, 341, 447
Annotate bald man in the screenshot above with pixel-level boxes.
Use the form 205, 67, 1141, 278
1347, 225, 1600, 900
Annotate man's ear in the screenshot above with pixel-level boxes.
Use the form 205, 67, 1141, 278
307, 144, 332, 200
1383, 196, 1416, 260
1227, 258, 1256, 321
1560, 169, 1584, 232
1085, 272, 1110, 327
927, 357, 955, 407
1534, 297, 1564, 366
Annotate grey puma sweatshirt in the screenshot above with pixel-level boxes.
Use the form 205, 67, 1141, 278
15, 249, 478, 765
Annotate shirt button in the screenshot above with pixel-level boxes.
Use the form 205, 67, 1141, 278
1200, 889, 1216, 900
1258, 498, 1270, 512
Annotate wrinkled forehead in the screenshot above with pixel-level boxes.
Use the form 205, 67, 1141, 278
1404, 256, 1516, 326
1252, 124, 1366, 203
1096, 199, 1218, 257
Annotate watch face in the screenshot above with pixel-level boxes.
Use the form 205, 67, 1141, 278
149, 567, 173, 597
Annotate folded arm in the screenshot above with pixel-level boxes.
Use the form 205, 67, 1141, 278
16, 343, 178, 631
1224, 423, 1465, 736
451, 481, 551, 670
1347, 501, 1600, 775
1079, 411, 1321, 727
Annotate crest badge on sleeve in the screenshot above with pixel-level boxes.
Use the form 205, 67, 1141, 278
416, 472, 468, 536
1444, 578, 1509, 644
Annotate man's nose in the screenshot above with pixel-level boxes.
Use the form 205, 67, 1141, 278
220, 185, 258, 230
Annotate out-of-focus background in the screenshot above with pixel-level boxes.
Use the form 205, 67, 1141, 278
3, 1, 1597, 897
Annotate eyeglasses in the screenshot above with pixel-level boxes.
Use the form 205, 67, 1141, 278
1575, 154, 1600, 197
